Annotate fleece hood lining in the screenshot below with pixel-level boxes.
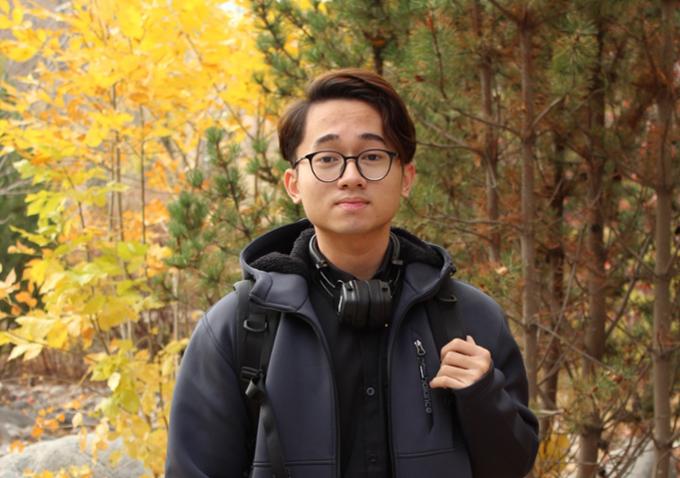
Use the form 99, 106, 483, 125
247, 221, 447, 280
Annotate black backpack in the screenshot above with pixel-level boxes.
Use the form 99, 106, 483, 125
233, 277, 464, 478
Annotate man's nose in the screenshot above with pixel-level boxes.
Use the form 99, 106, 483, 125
337, 158, 366, 187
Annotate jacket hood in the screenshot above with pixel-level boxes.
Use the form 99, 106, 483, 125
239, 220, 456, 317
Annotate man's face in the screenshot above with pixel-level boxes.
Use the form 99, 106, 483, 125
284, 99, 416, 240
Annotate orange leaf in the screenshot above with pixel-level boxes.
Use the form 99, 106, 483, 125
15, 291, 38, 308
31, 425, 44, 439
9, 440, 25, 453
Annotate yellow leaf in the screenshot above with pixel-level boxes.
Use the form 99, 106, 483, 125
116, 241, 148, 261
84, 125, 108, 148
119, 387, 140, 413
129, 90, 149, 104
0, 42, 38, 62
72, 412, 83, 428
98, 300, 136, 331
0, 0, 9, 14
108, 450, 123, 466
22, 343, 44, 360
0, 332, 10, 346
107, 372, 121, 391
25, 258, 49, 285
8, 342, 43, 361
130, 415, 148, 438
119, 4, 144, 40
15, 315, 53, 341
140, 388, 156, 415
47, 320, 69, 348
11, 5, 23, 23
0, 268, 18, 299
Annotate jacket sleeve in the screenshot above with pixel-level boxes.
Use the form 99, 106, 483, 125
451, 282, 539, 478
165, 292, 252, 478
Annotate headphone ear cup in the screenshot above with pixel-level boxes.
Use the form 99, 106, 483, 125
352, 280, 372, 329
338, 279, 393, 330
367, 280, 391, 329
338, 280, 361, 328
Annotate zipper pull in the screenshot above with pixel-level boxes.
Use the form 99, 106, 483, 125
413, 339, 433, 421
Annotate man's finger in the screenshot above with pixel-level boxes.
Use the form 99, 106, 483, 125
441, 351, 476, 369
440, 336, 478, 360
430, 374, 469, 389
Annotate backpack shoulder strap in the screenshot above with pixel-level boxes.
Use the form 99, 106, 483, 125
426, 276, 466, 353
233, 279, 289, 478
235, 279, 279, 395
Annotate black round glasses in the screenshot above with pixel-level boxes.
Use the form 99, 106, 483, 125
293, 148, 398, 182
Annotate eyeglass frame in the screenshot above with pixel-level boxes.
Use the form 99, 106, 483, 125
292, 148, 399, 183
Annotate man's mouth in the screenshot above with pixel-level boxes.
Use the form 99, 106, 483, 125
336, 198, 369, 210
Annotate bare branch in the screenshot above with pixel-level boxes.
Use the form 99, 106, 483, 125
531, 96, 565, 130
449, 106, 521, 137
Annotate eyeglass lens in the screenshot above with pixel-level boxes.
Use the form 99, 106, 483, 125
310, 150, 392, 181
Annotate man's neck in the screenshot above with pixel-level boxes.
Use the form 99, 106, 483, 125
314, 228, 391, 280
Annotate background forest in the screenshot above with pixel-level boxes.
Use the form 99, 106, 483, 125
0, 0, 677, 477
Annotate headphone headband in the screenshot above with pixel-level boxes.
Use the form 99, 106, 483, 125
308, 232, 403, 330
309, 232, 402, 274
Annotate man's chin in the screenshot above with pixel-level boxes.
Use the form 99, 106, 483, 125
312, 221, 389, 239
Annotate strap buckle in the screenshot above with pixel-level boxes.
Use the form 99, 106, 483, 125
245, 371, 265, 403
243, 317, 268, 333
240, 366, 260, 383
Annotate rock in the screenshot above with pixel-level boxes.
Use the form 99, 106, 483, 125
0, 406, 33, 428
0, 406, 34, 454
0, 434, 147, 478
623, 440, 677, 478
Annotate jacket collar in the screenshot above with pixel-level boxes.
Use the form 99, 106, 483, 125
239, 220, 456, 326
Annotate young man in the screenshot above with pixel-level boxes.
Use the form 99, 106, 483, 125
166, 69, 539, 478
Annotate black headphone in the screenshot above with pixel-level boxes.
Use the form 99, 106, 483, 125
308, 233, 403, 330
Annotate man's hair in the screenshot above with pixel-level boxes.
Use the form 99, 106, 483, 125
278, 68, 416, 166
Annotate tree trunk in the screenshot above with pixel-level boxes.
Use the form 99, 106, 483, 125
473, 0, 501, 263
519, 9, 538, 407
652, 1, 675, 476
542, 136, 566, 437
578, 21, 607, 478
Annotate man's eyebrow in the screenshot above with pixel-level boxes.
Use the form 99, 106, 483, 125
313, 132, 387, 147
314, 134, 340, 147
359, 133, 387, 144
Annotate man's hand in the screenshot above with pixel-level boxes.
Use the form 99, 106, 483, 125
430, 335, 492, 390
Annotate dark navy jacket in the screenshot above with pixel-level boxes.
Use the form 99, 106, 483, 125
166, 221, 539, 477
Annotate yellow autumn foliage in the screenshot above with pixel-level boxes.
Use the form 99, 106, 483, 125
0, 0, 272, 476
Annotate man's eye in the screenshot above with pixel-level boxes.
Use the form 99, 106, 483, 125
316, 155, 340, 164
362, 152, 385, 162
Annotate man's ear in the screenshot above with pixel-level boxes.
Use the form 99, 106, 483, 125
401, 162, 416, 198
284, 168, 302, 204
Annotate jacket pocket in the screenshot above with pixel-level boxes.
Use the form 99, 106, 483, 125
412, 336, 434, 429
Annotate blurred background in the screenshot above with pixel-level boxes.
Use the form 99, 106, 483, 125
0, 0, 677, 476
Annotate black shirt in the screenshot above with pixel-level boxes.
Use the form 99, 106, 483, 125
307, 243, 398, 478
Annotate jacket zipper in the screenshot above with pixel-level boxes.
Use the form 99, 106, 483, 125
413, 339, 434, 427
386, 274, 450, 475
